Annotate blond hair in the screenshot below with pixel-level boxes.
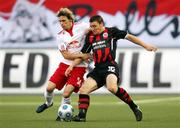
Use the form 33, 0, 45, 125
57, 8, 75, 21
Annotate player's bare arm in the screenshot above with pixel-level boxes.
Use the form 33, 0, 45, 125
65, 58, 82, 77
65, 53, 90, 76
60, 50, 88, 60
125, 34, 158, 52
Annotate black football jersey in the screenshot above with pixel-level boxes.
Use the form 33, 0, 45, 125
81, 27, 127, 65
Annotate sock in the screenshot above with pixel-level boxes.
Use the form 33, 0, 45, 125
115, 87, 137, 109
61, 97, 71, 105
78, 94, 90, 118
44, 90, 53, 106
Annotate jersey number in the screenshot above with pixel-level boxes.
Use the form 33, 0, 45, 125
108, 66, 115, 72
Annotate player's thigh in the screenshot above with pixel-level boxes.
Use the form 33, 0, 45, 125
67, 67, 86, 93
106, 74, 118, 93
63, 84, 75, 98
80, 77, 98, 94
49, 63, 67, 90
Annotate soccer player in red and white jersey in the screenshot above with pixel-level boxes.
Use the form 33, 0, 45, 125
36, 8, 90, 121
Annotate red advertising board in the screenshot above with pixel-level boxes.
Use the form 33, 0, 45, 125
0, 0, 180, 47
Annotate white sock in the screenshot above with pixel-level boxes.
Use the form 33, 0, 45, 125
44, 90, 53, 106
61, 97, 71, 105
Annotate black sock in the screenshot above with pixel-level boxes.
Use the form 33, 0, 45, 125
79, 109, 87, 118
115, 87, 137, 109
78, 94, 90, 118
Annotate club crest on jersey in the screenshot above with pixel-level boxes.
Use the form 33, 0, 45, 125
103, 32, 108, 39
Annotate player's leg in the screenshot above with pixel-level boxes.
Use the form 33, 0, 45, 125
36, 63, 67, 113
106, 74, 142, 121
61, 66, 86, 105
56, 84, 75, 121
57, 66, 87, 121
73, 77, 98, 122
106, 74, 136, 106
36, 81, 56, 113
60, 84, 75, 104
46, 81, 56, 105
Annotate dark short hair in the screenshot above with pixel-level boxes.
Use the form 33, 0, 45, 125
57, 8, 74, 21
89, 15, 104, 24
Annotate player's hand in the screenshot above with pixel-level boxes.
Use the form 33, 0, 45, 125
65, 66, 73, 77
82, 54, 91, 62
145, 44, 158, 52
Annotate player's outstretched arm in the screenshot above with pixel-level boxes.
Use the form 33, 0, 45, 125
125, 34, 158, 52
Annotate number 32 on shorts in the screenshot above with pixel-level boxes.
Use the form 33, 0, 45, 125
108, 66, 115, 72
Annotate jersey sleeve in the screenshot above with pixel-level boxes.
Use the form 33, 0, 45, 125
57, 35, 67, 51
75, 22, 89, 33
111, 27, 127, 40
81, 35, 92, 53
81, 22, 89, 30
58, 43, 67, 51
80, 22, 90, 35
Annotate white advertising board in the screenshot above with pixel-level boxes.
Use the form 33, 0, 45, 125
0, 48, 180, 94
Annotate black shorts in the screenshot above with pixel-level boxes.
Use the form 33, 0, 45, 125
87, 62, 119, 88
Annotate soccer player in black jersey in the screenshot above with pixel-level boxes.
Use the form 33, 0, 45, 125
65, 15, 157, 122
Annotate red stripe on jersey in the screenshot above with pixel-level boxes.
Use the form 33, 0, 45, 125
104, 28, 108, 33
109, 54, 115, 64
93, 54, 97, 64
97, 49, 102, 63
89, 33, 94, 44
103, 48, 110, 62
109, 54, 113, 61
96, 35, 101, 41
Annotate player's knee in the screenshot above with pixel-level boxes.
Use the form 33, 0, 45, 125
63, 92, 71, 98
46, 87, 53, 93
107, 86, 117, 93
46, 82, 56, 92
79, 87, 85, 93
46, 85, 55, 92
79, 86, 88, 94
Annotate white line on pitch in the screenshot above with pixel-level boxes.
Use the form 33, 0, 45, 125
0, 96, 180, 106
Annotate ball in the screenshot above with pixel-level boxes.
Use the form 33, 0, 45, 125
58, 104, 74, 121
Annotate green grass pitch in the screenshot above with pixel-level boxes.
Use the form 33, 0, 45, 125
0, 94, 180, 128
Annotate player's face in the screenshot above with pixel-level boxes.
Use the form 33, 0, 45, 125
90, 21, 104, 35
59, 16, 73, 30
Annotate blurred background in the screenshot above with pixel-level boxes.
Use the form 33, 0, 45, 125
0, 0, 180, 94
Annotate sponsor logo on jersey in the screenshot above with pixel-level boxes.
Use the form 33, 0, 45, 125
67, 41, 81, 49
